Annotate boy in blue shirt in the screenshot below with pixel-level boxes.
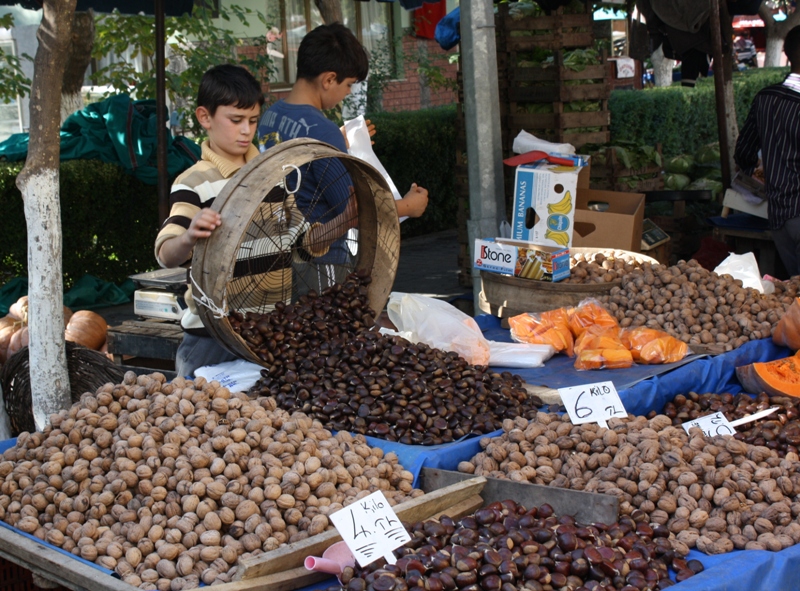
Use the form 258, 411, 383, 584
258, 23, 428, 291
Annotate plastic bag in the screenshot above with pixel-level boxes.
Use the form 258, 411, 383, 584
194, 359, 264, 393
509, 308, 574, 356
568, 298, 619, 339
573, 324, 632, 370
621, 327, 690, 364
713, 252, 771, 294
386, 293, 554, 368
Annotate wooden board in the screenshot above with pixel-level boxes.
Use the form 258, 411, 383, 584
0, 523, 139, 591
233, 476, 487, 582
106, 320, 183, 361
419, 468, 619, 526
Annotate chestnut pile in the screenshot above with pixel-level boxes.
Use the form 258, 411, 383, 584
656, 391, 800, 457
330, 500, 702, 591
236, 273, 544, 445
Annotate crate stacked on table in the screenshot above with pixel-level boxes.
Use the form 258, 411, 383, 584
589, 143, 664, 193
455, 2, 611, 285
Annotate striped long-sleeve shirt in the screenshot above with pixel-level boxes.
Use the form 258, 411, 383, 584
734, 79, 800, 230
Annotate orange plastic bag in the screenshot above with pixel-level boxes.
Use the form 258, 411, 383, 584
573, 325, 632, 370
574, 348, 633, 370
509, 308, 574, 357
568, 299, 619, 339
620, 327, 689, 364
774, 297, 800, 351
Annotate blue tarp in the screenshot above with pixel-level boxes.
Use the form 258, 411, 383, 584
0, 326, 796, 590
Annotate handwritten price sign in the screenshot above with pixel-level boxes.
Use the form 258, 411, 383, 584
559, 381, 627, 428
329, 490, 411, 567
681, 412, 735, 437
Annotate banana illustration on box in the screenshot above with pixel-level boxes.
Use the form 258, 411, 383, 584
547, 190, 572, 215
545, 229, 570, 246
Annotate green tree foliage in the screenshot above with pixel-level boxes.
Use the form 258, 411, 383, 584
0, 14, 31, 104
90, 4, 274, 135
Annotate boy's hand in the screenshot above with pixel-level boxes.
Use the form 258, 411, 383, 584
365, 119, 376, 145
157, 209, 221, 268
396, 184, 429, 218
187, 209, 222, 242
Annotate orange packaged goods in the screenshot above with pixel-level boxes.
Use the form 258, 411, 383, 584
621, 327, 689, 364
568, 299, 619, 339
773, 297, 800, 351
573, 325, 633, 370
509, 308, 574, 356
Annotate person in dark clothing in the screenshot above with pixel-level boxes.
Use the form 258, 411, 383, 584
734, 26, 800, 277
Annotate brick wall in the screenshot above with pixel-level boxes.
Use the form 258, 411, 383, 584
382, 35, 459, 112
243, 34, 458, 112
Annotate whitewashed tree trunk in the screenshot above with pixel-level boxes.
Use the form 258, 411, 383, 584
652, 45, 675, 87
760, 3, 800, 68
60, 92, 83, 123
17, 0, 76, 431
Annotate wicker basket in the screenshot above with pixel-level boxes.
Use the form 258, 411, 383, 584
1, 342, 126, 435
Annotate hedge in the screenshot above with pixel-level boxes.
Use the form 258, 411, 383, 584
0, 160, 160, 287
369, 105, 458, 238
1, 69, 787, 286
610, 67, 790, 158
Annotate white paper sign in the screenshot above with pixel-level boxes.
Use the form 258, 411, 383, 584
559, 381, 626, 428
328, 491, 411, 567
681, 412, 735, 437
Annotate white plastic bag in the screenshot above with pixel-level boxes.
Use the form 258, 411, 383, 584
386, 293, 555, 368
512, 129, 575, 156
713, 252, 773, 294
194, 359, 264, 393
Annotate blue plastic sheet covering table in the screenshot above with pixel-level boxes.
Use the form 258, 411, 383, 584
0, 331, 796, 591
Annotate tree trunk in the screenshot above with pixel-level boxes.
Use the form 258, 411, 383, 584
314, 0, 342, 25
16, 0, 76, 431
651, 44, 675, 87
760, 3, 800, 68
60, 10, 94, 123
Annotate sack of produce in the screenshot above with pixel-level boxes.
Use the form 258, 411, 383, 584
773, 297, 800, 350
664, 173, 691, 191
573, 325, 632, 369
665, 154, 694, 175
620, 326, 689, 364
568, 298, 619, 339
509, 308, 574, 356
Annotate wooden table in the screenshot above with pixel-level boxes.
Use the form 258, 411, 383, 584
106, 319, 183, 378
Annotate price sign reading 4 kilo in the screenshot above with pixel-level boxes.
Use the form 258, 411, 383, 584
559, 381, 627, 429
328, 490, 411, 567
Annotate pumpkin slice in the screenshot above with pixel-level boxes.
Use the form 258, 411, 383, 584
736, 352, 800, 397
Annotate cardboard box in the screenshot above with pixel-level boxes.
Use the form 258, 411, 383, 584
474, 238, 570, 282
572, 189, 645, 252
510, 161, 590, 248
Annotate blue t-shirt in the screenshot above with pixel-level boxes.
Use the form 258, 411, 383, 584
257, 101, 353, 248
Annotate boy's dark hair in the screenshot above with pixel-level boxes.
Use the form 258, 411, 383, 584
198, 64, 265, 115
786, 26, 800, 69
296, 23, 369, 83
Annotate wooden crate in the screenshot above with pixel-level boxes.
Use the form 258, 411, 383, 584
495, 4, 594, 52
590, 144, 664, 192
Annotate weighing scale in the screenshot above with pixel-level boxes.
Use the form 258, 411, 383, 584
129, 268, 189, 321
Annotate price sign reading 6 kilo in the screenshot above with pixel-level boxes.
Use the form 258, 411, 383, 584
329, 490, 411, 567
559, 381, 627, 429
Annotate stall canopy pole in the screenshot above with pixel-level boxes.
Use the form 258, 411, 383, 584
461, 0, 506, 305
709, 0, 732, 194
155, 0, 169, 224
